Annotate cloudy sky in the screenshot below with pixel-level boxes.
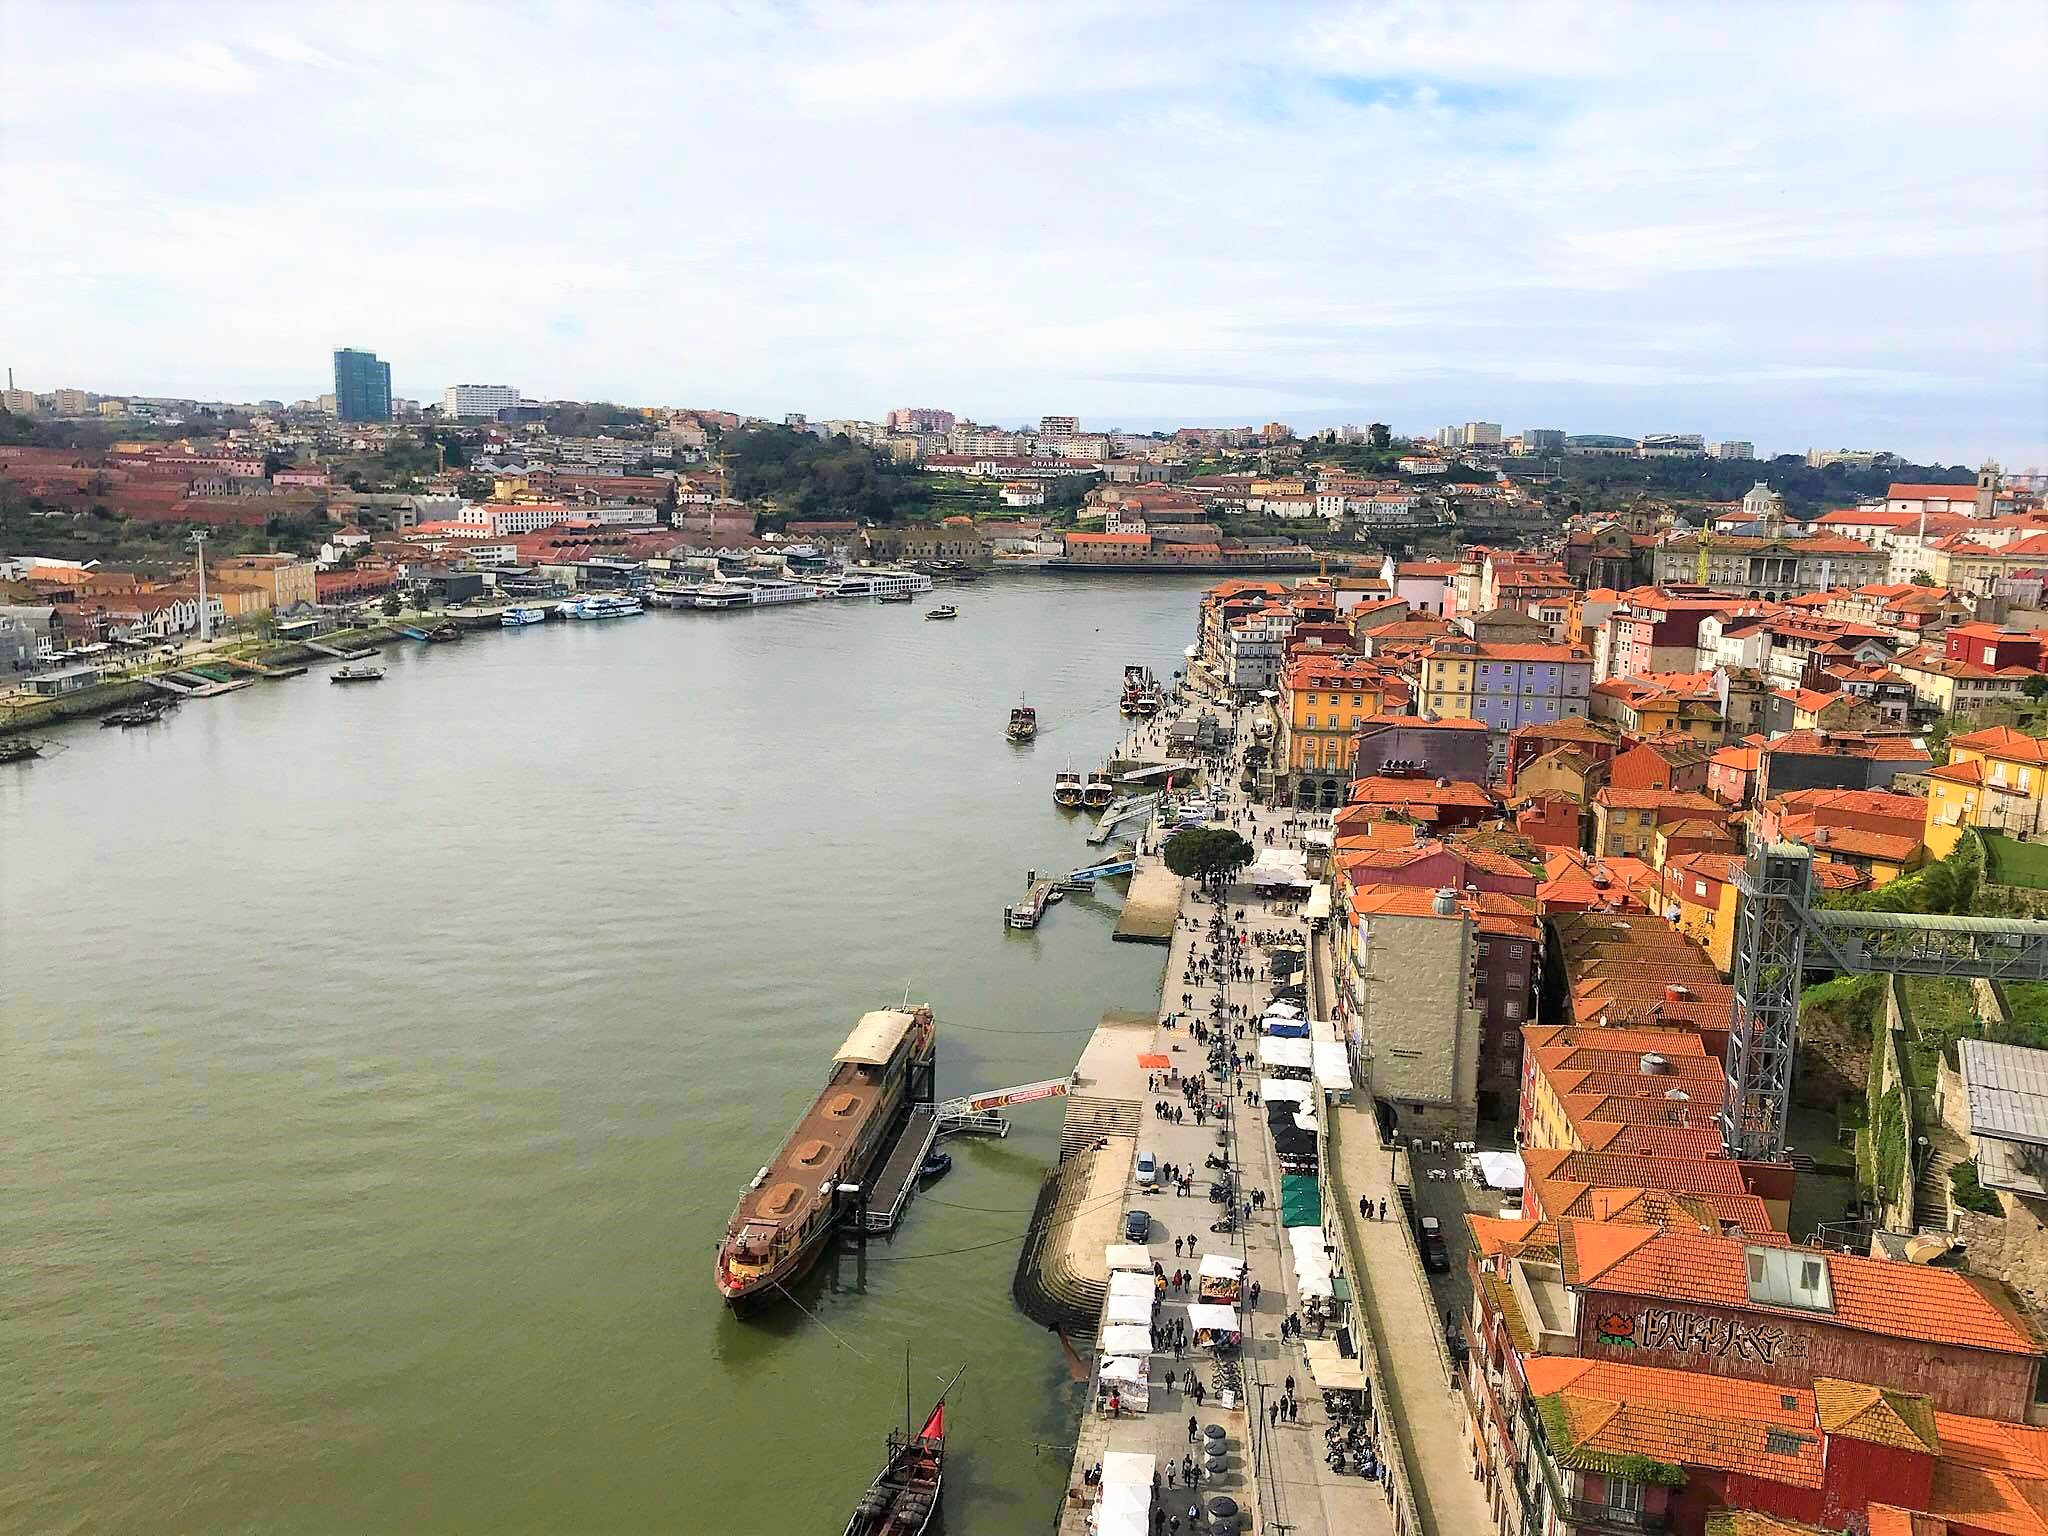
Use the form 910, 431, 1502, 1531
5, 2, 2044, 462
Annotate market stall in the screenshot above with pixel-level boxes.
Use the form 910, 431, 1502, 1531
1259, 1077, 1312, 1105
1104, 1243, 1153, 1274
1184, 1302, 1242, 1350
1109, 1270, 1161, 1308
1258, 1037, 1313, 1077
1092, 1453, 1155, 1536
1196, 1252, 1245, 1304
1099, 1323, 1154, 1356
1280, 1171, 1323, 1229
1097, 1353, 1151, 1413
1104, 1292, 1152, 1329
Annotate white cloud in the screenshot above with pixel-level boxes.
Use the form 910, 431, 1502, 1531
0, 0, 2041, 462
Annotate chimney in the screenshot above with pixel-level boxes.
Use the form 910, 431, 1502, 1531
1665, 983, 1691, 1004
1640, 1052, 1671, 1075
1432, 887, 1460, 917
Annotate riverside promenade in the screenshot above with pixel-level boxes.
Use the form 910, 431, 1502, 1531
1052, 690, 1491, 1536
1051, 702, 1404, 1536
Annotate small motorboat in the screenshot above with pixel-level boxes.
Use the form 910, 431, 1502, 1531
1081, 772, 1115, 809
424, 622, 463, 643
1007, 702, 1037, 742
924, 605, 959, 621
1052, 769, 1084, 808
501, 605, 548, 627
919, 1151, 952, 1181
0, 737, 43, 764
876, 589, 914, 604
331, 664, 386, 684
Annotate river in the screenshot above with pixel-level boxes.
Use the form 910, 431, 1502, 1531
0, 573, 1213, 1535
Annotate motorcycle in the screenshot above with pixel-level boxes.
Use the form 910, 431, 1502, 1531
1209, 1215, 1238, 1234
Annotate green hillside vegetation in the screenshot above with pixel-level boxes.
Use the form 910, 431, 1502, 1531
724, 427, 933, 523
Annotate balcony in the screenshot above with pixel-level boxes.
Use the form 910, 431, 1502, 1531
1564, 1498, 1673, 1535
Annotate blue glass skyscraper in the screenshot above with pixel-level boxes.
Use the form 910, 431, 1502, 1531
332, 348, 392, 422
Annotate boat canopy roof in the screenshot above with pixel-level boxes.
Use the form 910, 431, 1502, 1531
835, 1009, 916, 1066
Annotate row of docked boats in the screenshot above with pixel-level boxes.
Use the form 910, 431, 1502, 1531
1053, 768, 1116, 809
1119, 664, 1164, 716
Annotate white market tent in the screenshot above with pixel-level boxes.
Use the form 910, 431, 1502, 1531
1293, 1110, 1320, 1132
1100, 1356, 1148, 1387
1104, 1243, 1153, 1273
1304, 886, 1332, 921
1245, 848, 1312, 888
1109, 1271, 1157, 1304
1260, 1078, 1312, 1104
1309, 1017, 1339, 1044
1264, 1001, 1305, 1020
1288, 1226, 1328, 1263
1259, 1037, 1313, 1071
1198, 1253, 1246, 1283
1097, 1479, 1151, 1536
1105, 1293, 1152, 1327
1100, 1323, 1154, 1355
1312, 1041, 1353, 1090
1185, 1303, 1241, 1334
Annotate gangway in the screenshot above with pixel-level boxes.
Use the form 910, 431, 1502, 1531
936, 1075, 1072, 1137
1086, 793, 1158, 846
857, 1077, 1073, 1233
1061, 859, 1135, 889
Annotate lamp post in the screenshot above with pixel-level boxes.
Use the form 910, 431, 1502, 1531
189, 528, 212, 644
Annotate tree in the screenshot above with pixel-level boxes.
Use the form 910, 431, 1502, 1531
380, 590, 402, 617
1163, 827, 1255, 888
2023, 675, 2048, 701
1368, 422, 1392, 450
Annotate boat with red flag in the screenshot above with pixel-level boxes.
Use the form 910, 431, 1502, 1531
843, 1364, 963, 1536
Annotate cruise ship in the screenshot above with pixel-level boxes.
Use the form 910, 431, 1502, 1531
815, 568, 934, 600
716, 1005, 937, 1311
559, 593, 644, 620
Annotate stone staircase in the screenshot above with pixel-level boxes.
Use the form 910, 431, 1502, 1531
1914, 1123, 1970, 1233
1014, 1137, 1130, 1334
1059, 1095, 1142, 1159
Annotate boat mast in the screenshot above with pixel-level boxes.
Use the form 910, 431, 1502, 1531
904, 1343, 912, 1445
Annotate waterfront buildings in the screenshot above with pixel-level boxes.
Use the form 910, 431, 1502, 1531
1276, 651, 1409, 807
332, 348, 392, 422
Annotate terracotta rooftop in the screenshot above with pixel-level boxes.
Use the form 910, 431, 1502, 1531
1565, 1223, 2042, 1356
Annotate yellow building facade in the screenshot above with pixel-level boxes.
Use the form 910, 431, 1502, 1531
1924, 727, 2048, 857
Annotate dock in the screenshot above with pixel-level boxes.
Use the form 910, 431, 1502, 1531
859, 1103, 941, 1234
305, 640, 380, 661
1006, 878, 1056, 928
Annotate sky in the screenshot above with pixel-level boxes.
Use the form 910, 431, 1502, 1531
4, 1, 2045, 465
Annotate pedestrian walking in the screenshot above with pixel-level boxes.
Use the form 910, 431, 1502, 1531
1379, 1198, 1388, 1221
1359, 1194, 1370, 1220
1188, 1415, 1198, 1444
1269, 1401, 1280, 1427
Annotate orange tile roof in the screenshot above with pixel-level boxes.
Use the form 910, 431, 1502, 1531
1953, 727, 2048, 767
1526, 1355, 1826, 1486
1568, 1225, 2042, 1356
1814, 1378, 1941, 1452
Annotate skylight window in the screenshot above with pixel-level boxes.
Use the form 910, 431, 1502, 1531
1745, 1245, 1835, 1312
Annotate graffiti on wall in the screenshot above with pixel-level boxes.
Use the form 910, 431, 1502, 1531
1594, 1306, 1809, 1366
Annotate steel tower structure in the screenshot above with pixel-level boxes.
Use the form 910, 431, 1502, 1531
1722, 841, 2048, 1162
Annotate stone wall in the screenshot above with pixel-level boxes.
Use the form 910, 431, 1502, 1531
1958, 1194, 2048, 1338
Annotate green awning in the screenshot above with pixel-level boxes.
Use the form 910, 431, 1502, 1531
1281, 1173, 1322, 1228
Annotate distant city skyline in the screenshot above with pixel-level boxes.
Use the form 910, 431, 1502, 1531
4, 2, 2043, 464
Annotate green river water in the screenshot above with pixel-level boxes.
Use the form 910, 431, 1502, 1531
0, 573, 1213, 1535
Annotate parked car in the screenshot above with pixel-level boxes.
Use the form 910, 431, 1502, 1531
1124, 1207, 1150, 1243
1418, 1215, 1450, 1273
1136, 1150, 1158, 1189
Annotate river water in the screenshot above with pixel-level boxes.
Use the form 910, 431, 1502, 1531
0, 574, 1213, 1535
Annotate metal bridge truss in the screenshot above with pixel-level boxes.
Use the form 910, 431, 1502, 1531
1722, 842, 2048, 1162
